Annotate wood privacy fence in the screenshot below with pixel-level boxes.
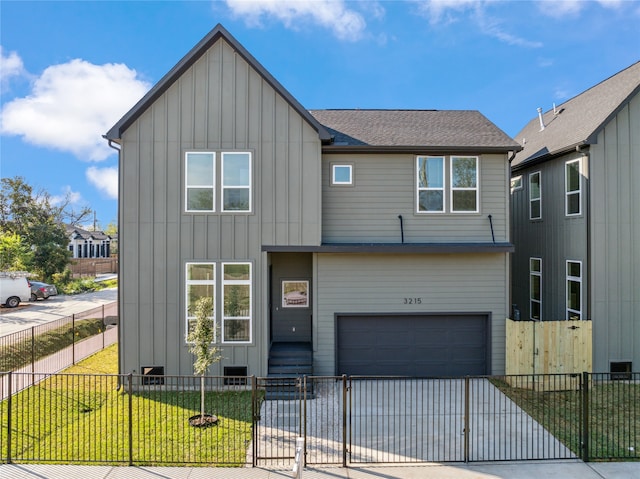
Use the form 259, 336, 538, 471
506, 319, 592, 385
68, 258, 118, 277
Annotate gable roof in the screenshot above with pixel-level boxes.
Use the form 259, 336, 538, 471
105, 24, 331, 143
65, 224, 111, 241
309, 109, 521, 153
512, 61, 640, 169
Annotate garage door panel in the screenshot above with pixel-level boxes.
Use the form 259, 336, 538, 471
337, 314, 488, 377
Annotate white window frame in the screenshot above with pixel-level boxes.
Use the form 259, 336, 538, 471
185, 262, 216, 342
416, 156, 445, 213
565, 159, 581, 216
221, 152, 252, 212
566, 260, 582, 320
529, 171, 541, 220
185, 152, 215, 212
222, 262, 252, 344
511, 175, 523, 192
529, 258, 542, 320
331, 164, 353, 186
450, 156, 479, 213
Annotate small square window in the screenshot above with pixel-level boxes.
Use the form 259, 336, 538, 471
332, 164, 353, 185
511, 175, 523, 191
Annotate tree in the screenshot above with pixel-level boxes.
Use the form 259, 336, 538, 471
0, 177, 79, 280
186, 296, 221, 427
0, 232, 33, 271
104, 221, 118, 255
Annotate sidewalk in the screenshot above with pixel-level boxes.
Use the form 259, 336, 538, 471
1, 461, 639, 479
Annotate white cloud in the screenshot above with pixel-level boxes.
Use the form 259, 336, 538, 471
0, 59, 150, 161
50, 185, 83, 207
0, 46, 28, 91
87, 166, 118, 200
537, 0, 624, 18
225, 0, 367, 41
415, 0, 478, 25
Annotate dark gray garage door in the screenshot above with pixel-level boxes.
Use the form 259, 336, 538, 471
337, 314, 488, 377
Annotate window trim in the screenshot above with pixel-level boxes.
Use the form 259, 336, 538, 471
331, 163, 354, 186
416, 156, 446, 214
221, 151, 252, 213
565, 159, 581, 216
450, 156, 479, 213
529, 171, 541, 220
185, 262, 216, 342
185, 152, 216, 213
566, 260, 582, 320
530, 257, 542, 320
221, 262, 252, 344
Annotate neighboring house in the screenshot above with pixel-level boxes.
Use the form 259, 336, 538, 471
66, 225, 113, 259
510, 61, 640, 374
105, 24, 521, 380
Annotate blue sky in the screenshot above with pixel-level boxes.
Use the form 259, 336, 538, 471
1, 0, 639, 229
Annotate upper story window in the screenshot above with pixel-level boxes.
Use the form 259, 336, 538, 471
530, 258, 542, 320
451, 156, 478, 212
511, 175, 523, 191
185, 152, 215, 212
185, 151, 252, 213
565, 159, 581, 216
529, 171, 541, 220
566, 260, 582, 320
416, 156, 479, 213
331, 164, 353, 185
222, 152, 251, 212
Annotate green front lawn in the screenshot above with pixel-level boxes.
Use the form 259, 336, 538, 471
2, 344, 259, 466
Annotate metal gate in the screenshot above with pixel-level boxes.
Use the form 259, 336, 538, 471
253, 375, 579, 466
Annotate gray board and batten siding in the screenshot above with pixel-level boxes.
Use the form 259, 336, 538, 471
107, 28, 325, 377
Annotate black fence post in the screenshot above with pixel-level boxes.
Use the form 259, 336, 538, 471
6, 372, 12, 464
31, 327, 35, 373
128, 373, 133, 466
582, 371, 589, 462
342, 374, 348, 468
72, 314, 76, 365
464, 376, 470, 463
251, 375, 257, 467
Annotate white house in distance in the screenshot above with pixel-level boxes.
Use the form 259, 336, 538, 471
66, 225, 113, 259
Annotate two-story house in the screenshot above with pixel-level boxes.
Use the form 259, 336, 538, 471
105, 24, 521, 380
511, 61, 640, 375
66, 225, 112, 259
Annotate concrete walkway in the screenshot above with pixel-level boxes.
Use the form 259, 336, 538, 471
1, 461, 638, 479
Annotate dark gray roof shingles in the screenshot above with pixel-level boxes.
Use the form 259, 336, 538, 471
512, 61, 640, 168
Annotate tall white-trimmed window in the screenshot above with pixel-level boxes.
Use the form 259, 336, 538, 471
417, 156, 445, 212
567, 261, 582, 320
451, 156, 478, 212
185, 152, 215, 212
185, 263, 215, 340
529, 171, 541, 220
530, 258, 542, 320
565, 159, 581, 216
221, 152, 251, 212
222, 263, 252, 343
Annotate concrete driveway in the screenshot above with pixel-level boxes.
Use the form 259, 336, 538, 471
254, 377, 574, 466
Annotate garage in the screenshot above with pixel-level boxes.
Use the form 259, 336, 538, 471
336, 314, 489, 377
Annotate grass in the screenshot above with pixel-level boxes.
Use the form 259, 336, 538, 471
1, 344, 259, 466
491, 377, 640, 461
0, 318, 105, 371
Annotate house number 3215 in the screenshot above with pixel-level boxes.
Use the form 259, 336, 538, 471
403, 298, 422, 304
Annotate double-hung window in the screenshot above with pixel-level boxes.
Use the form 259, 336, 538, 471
451, 156, 478, 212
185, 151, 252, 212
222, 152, 251, 212
567, 261, 582, 320
529, 171, 541, 219
185, 263, 215, 339
222, 263, 252, 343
185, 152, 215, 212
416, 156, 445, 212
530, 258, 542, 320
565, 159, 581, 216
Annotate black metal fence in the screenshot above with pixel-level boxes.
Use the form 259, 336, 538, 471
0, 372, 638, 466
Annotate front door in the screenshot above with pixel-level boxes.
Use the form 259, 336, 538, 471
270, 253, 312, 342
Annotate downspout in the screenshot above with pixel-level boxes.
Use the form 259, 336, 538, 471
578, 145, 591, 325
106, 137, 123, 387
398, 215, 404, 244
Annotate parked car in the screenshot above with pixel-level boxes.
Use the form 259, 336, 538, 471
29, 281, 58, 301
0, 273, 31, 308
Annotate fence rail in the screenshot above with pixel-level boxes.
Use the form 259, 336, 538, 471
1, 372, 638, 466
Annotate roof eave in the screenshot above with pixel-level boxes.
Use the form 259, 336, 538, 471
322, 145, 522, 155
262, 242, 515, 254
512, 141, 590, 172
